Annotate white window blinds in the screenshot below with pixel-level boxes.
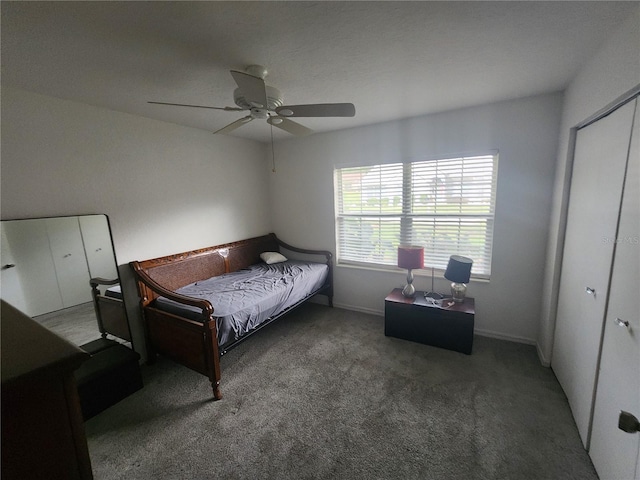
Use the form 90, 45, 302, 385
335, 154, 497, 277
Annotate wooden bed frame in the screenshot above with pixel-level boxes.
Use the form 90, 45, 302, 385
130, 233, 332, 400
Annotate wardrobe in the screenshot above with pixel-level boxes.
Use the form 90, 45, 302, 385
552, 89, 639, 479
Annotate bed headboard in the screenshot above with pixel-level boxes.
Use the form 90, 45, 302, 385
131, 234, 280, 305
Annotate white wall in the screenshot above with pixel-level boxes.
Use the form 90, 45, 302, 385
269, 93, 563, 344
538, 6, 640, 366
1, 86, 271, 356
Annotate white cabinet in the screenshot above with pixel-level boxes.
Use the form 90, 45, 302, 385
552, 94, 640, 477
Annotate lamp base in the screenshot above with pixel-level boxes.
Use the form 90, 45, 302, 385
402, 268, 416, 297
402, 283, 416, 298
450, 282, 467, 303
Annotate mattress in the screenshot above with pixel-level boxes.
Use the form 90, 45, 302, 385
105, 285, 122, 299
154, 260, 328, 347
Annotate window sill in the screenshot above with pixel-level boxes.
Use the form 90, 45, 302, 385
336, 262, 490, 283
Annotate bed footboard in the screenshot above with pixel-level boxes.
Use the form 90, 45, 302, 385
130, 262, 223, 399
143, 307, 222, 399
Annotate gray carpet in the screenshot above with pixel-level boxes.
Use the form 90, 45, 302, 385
85, 303, 597, 480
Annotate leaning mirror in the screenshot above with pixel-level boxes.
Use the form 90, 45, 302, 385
0, 215, 131, 347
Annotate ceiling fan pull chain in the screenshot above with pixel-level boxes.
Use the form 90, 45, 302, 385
270, 123, 276, 173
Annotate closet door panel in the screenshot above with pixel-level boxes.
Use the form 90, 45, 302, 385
45, 217, 92, 308
589, 100, 639, 480
0, 223, 28, 313
79, 215, 118, 280
1, 219, 63, 316
551, 100, 636, 447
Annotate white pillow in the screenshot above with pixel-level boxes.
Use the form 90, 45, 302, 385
260, 251, 288, 264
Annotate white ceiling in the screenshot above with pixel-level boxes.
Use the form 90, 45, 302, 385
1, 1, 634, 143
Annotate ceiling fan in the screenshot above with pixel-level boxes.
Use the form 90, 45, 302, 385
149, 65, 356, 136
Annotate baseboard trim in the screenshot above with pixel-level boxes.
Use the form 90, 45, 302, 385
334, 302, 549, 365
332, 302, 383, 317
473, 328, 536, 346
536, 342, 551, 367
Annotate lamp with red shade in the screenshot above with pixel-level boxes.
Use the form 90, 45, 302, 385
397, 246, 424, 298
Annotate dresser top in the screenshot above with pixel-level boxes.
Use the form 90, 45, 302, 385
385, 288, 475, 314
1, 301, 89, 384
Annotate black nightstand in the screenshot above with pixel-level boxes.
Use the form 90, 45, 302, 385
384, 288, 475, 354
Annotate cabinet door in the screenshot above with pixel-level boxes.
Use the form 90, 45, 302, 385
0, 223, 28, 313
1, 219, 63, 316
589, 100, 640, 479
78, 215, 118, 280
551, 99, 636, 447
46, 217, 92, 308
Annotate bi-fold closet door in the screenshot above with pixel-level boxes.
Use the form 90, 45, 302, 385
552, 92, 639, 479
1, 217, 90, 316
589, 95, 639, 480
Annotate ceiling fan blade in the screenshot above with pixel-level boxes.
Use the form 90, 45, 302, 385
230, 70, 268, 109
276, 103, 355, 117
267, 116, 313, 136
148, 101, 244, 111
214, 116, 253, 135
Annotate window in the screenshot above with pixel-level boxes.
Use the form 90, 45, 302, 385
335, 154, 498, 278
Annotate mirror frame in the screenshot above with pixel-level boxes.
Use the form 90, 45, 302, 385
0, 214, 132, 346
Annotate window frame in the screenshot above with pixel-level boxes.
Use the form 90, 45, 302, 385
334, 152, 499, 280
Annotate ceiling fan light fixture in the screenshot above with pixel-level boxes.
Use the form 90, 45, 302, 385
269, 116, 284, 125
278, 108, 294, 117
250, 108, 268, 119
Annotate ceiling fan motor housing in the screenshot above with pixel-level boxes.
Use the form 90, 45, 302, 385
233, 86, 283, 113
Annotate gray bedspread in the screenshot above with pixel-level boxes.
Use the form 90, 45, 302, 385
154, 260, 328, 347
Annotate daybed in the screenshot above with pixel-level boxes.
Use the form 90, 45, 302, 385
130, 233, 333, 400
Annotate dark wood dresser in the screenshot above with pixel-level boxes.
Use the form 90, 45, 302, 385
1, 301, 93, 480
385, 288, 475, 354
